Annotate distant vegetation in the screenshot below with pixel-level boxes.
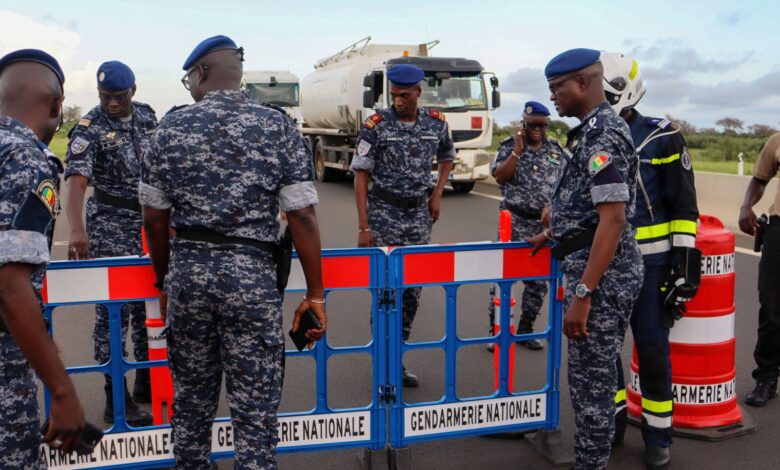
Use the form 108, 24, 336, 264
491, 115, 776, 175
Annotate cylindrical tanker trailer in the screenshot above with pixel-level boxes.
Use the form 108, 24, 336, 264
300, 37, 500, 193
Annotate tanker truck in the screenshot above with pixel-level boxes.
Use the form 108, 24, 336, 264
300, 37, 500, 193
243, 70, 302, 123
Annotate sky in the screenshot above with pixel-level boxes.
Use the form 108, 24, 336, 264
2, 0, 779, 129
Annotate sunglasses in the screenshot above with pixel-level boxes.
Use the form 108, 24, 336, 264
99, 90, 132, 105
524, 122, 548, 130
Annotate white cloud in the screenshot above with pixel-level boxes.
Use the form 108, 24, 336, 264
0, 11, 100, 112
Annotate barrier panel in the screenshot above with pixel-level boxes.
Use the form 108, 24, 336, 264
39, 248, 388, 469
36, 242, 566, 469
386, 242, 564, 459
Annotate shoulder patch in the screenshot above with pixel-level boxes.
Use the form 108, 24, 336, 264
77, 118, 91, 127
429, 109, 446, 122
363, 113, 383, 129
35, 179, 60, 216
70, 136, 90, 155
588, 152, 613, 176
681, 146, 692, 171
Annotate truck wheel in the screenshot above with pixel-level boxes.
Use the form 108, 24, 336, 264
451, 182, 475, 193
313, 139, 340, 183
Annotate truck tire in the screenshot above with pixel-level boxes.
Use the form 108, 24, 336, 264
313, 138, 340, 183
451, 182, 475, 193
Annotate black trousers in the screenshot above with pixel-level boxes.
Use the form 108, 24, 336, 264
753, 217, 780, 381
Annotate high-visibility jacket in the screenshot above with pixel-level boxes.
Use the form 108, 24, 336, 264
628, 111, 699, 267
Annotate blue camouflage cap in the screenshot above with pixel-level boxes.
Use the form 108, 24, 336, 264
183, 35, 240, 70
523, 101, 550, 116
544, 48, 601, 80
387, 64, 425, 87
97, 60, 135, 91
0, 49, 64, 87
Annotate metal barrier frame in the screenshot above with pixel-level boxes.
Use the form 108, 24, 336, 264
386, 242, 564, 449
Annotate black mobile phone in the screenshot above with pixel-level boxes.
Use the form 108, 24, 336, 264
289, 308, 322, 351
41, 419, 104, 455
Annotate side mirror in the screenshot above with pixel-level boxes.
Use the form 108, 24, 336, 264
363, 75, 374, 88
363, 90, 375, 108
492, 89, 501, 109
490, 76, 499, 88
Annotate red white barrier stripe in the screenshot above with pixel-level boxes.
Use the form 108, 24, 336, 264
669, 312, 735, 345
402, 247, 551, 285
630, 370, 736, 406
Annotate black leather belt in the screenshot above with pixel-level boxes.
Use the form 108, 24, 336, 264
770, 215, 780, 225
504, 202, 542, 221
176, 228, 277, 255
94, 188, 141, 212
372, 186, 427, 209
550, 227, 597, 260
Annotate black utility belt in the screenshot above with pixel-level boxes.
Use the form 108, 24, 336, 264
176, 228, 277, 255
503, 202, 542, 221
550, 227, 597, 260
372, 186, 428, 209
94, 188, 141, 212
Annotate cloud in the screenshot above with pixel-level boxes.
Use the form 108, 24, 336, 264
0, 11, 100, 111
717, 11, 745, 26
500, 67, 550, 102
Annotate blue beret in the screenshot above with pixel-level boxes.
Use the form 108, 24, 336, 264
544, 48, 601, 80
387, 64, 425, 87
523, 101, 550, 116
183, 35, 239, 70
0, 49, 64, 87
97, 61, 135, 91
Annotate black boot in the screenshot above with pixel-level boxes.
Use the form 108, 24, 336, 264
132, 368, 152, 404
402, 365, 419, 388
104, 376, 153, 426
644, 443, 671, 470
516, 327, 544, 350
612, 406, 627, 447
745, 378, 778, 407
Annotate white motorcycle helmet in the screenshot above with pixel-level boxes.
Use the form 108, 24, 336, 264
601, 52, 646, 115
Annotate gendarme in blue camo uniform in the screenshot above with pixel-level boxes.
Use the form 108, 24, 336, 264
546, 49, 644, 470
139, 36, 318, 470
350, 103, 455, 343
0, 115, 63, 469
488, 103, 563, 341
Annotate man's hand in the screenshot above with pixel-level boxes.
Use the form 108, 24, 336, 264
513, 130, 525, 157
43, 385, 86, 453
541, 206, 550, 228
428, 193, 442, 223
68, 229, 90, 260
292, 298, 327, 350
739, 205, 758, 235
358, 230, 375, 247
525, 231, 548, 256
563, 297, 591, 340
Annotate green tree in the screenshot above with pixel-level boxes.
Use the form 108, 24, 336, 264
716, 117, 744, 135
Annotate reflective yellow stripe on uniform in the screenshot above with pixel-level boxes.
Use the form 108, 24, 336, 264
636, 222, 671, 240
670, 219, 697, 235
615, 389, 627, 404
650, 153, 680, 165
641, 397, 673, 414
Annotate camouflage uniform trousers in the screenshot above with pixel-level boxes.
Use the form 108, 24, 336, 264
488, 214, 548, 332
565, 248, 643, 469
0, 332, 44, 469
369, 194, 432, 342
86, 198, 148, 365
166, 243, 285, 470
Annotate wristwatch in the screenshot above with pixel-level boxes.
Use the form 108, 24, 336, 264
575, 283, 593, 299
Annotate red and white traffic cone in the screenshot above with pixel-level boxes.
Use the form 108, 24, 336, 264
493, 209, 517, 393
145, 300, 174, 425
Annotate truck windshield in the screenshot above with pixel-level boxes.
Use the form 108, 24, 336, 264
418, 75, 487, 111
245, 83, 300, 107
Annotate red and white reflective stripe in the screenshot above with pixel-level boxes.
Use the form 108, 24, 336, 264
402, 247, 551, 285
286, 255, 372, 290
669, 312, 735, 345
146, 324, 167, 349
145, 300, 162, 321
42, 263, 157, 304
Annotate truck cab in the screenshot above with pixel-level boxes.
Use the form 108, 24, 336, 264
243, 70, 302, 124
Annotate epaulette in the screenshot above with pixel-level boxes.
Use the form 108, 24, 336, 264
363, 113, 383, 129
429, 109, 446, 122
261, 102, 296, 122
164, 104, 188, 116
646, 117, 672, 130
133, 101, 156, 115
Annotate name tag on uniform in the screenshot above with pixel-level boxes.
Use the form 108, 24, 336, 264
421, 135, 439, 141
384, 137, 403, 142
548, 155, 561, 165
100, 137, 129, 150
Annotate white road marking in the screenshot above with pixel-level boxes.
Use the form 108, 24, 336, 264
469, 190, 503, 202
735, 246, 760, 258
